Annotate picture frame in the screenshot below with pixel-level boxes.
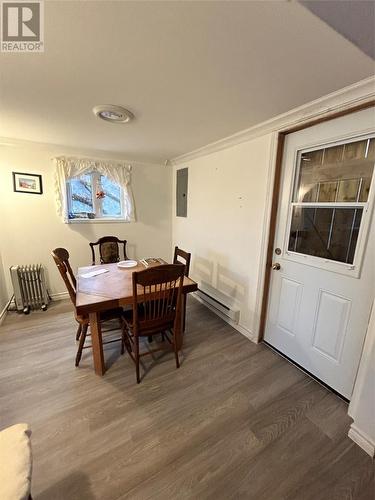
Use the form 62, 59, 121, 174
13, 172, 43, 195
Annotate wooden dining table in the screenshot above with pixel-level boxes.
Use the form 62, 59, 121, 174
75, 259, 198, 375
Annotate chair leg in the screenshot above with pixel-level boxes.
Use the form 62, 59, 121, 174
75, 324, 88, 367
76, 324, 82, 341
174, 344, 180, 369
120, 322, 125, 356
135, 335, 140, 383
173, 330, 180, 369
123, 332, 134, 360
182, 294, 187, 333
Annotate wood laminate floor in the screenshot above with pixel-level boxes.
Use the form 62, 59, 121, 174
0, 298, 374, 500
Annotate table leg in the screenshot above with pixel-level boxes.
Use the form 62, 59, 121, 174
89, 312, 105, 376
175, 297, 185, 351
182, 294, 187, 333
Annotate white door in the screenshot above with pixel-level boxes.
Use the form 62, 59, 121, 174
264, 108, 375, 399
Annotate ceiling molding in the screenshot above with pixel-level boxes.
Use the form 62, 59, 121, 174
0, 137, 163, 168
2, 2, 374, 162
170, 76, 375, 165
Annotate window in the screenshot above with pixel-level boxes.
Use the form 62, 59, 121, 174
67, 172, 124, 221
55, 156, 134, 223
287, 137, 374, 265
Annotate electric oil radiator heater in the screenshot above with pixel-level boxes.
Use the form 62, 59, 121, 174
10, 264, 50, 314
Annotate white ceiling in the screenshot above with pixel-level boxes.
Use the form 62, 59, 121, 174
0, 1, 374, 163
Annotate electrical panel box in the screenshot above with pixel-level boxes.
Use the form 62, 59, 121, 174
176, 167, 188, 217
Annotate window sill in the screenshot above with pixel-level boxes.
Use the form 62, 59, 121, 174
65, 218, 130, 224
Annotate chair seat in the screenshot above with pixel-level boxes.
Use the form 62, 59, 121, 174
0, 424, 32, 500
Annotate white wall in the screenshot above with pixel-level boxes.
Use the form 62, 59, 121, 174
170, 79, 375, 342
0, 143, 172, 298
0, 250, 8, 316
172, 133, 274, 338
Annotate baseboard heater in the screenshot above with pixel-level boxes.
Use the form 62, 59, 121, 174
194, 289, 240, 323
10, 264, 49, 314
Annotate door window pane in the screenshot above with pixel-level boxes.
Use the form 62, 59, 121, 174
294, 138, 374, 203
358, 177, 372, 202
317, 181, 338, 202
336, 179, 361, 202
288, 207, 363, 264
289, 137, 374, 265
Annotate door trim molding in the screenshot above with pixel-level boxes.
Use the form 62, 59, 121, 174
257, 100, 375, 342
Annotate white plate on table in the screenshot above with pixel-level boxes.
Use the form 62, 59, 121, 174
117, 260, 138, 268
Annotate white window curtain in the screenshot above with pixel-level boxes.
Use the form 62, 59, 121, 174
54, 156, 135, 222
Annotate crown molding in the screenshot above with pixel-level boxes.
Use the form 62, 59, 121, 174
0, 137, 163, 168
170, 76, 375, 165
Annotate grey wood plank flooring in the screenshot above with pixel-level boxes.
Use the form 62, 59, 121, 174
0, 298, 373, 500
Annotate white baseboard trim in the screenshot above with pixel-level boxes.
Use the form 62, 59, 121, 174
233, 322, 257, 343
191, 293, 257, 343
348, 424, 375, 458
50, 291, 69, 301
0, 296, 14, 326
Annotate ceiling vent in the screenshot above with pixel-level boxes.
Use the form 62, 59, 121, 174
93, 105, 134, 124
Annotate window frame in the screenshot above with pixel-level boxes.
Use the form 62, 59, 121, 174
282, 132, 375, 278
66, 171, 126, 223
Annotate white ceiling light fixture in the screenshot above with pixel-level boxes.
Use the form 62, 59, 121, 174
93, 104, 134, 124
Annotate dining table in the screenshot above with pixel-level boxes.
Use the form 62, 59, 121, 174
75, 258, 198, 375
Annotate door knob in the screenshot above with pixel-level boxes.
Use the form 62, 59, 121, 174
272, 262, 281, 270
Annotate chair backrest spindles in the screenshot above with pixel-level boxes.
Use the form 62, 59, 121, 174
132, 264, 185, 336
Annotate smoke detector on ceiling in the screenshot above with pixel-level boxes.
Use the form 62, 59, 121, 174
93, 105, 134, 123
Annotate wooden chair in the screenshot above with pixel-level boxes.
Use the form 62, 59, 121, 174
173, 246, 191, 331
173, 246, 191, 276
122, 264, 185, 383
89, 236, 128, 265
51, 248, 124, 367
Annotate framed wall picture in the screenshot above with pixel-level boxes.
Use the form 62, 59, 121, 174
13, 172, 43, 195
